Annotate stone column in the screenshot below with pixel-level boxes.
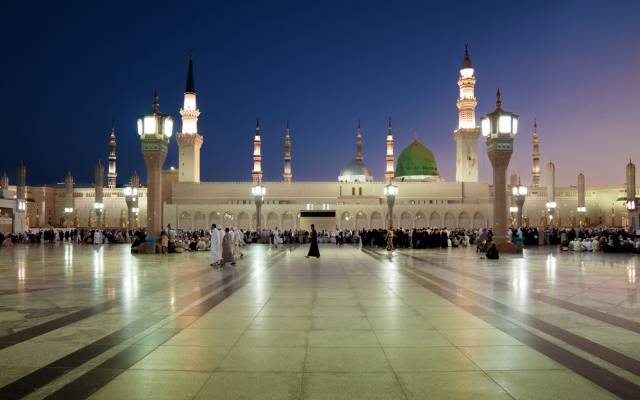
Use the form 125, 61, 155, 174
627, 161, 636, 232
546, 161, 556, 226
95, 161, 104, 228
143, 148, 166, 235
488, 152, 511, 246
577, 173, 586, 227
14, 163, 27, 233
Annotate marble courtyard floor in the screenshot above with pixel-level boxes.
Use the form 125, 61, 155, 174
0, 244, 639, 399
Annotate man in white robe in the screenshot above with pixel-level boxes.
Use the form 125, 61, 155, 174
210, 224, 222, 266
233, 227, 244, 259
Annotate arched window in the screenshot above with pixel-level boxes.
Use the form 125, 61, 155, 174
352, 187, 355, 196
358, 187, 363, 196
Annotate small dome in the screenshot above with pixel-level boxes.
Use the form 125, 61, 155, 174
339, 159, 372, 182
395, 140, 439, 180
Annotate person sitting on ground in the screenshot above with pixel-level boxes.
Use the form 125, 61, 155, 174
485, 240, 499, 259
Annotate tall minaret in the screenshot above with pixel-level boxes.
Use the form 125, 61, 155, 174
356, 119, 364, 161
283, 121, 292, 183
454, 44, 480, 183
385, 117, 395, 183
532, 118, 541, 187
131, 170, 140, 188
177, 55, 204, 183
252, 119, 263, 184
107, 122, 117, 188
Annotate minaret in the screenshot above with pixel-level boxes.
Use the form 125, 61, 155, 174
95, 160, 104, 227
283, 121, 292, 183
252, 119, 263, 184
355, 119, 363, 162
454, 44, 480, 183
177, 54, 204, 183
107, 122, 117, 188
131, 170, 140, 188
385, 117, 395, 184
532, 119, 541, 187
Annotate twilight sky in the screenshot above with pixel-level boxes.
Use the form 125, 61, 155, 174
1, 0, 639, 187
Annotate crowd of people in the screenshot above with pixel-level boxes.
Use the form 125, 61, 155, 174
2, 224, 640, 256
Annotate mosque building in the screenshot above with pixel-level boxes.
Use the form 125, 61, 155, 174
0, 48, 636, 234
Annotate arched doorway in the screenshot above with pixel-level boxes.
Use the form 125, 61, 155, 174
429, 211, 441, 227
355, 211, 368, 230
237, 212, 250, 230
473, 211, 485, 228
400, 211, 412, 229
179, 211, 192, 230
370, 212, 383, 229
459, 212, 471, 229
444, 212, 456, 228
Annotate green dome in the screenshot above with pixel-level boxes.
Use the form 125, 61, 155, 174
395, 140, 439, 179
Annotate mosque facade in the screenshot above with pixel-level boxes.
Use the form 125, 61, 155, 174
0, 49, 636, 234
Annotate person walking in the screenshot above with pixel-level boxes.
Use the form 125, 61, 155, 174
233, 227, 244, 259
386, 229, 394, 251
221, 228, 236, 266
306, 224, 320, 258
210, 224, 222, 266
160, 230, 169, 254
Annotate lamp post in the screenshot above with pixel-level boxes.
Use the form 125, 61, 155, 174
124, 185, 139, 230
252, 184, 265, 238
384, 183, 398, 229
481, 89, 519, 252
138, 92, 173, 236
577, 173, 586, 227
511, 178, 527, 227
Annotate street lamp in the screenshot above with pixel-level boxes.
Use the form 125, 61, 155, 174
138, 92, 173, 236
481, 89, 519, 252
252, 184, 266, 237
124, 185, 139, 229
511, 179, 527, 227
383, 183, 398, 229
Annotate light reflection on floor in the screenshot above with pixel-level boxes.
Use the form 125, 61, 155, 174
0, 244, 637, 399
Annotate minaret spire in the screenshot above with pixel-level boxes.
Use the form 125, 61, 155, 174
283, 121, 292, 183
152, 90, 160, 113
385, 117, 395, 184
532, 118, 541, 187
496, 88, 503, 109
107, 122, 117, 188
454, 44, 480, 182
185, 54, 195, 93
252, 118, 263, 184
177, 54, 204, 183
355, 120, 363, 162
